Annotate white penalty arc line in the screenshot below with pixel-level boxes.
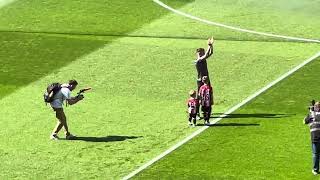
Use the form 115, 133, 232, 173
123, 51, 320, 179
153, 0, 320, 43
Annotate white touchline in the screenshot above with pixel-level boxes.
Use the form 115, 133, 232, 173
122, 1, 320, 179
153, 0, 320, 44
123, 51, 320, 179
0, 0, 16, 8
123, 50, 320, 179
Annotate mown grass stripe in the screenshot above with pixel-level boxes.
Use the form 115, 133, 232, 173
153, 0, 320, 43
0, 0, 16, 8
123, 51, 320, 179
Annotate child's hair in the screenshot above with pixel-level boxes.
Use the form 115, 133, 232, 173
202, 76, 208, 83
189, 90, 196, 97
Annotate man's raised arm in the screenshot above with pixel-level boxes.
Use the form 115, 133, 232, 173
197, 37, 214, 61
67, 96, 83, 105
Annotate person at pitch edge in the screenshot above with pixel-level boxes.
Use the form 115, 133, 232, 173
304, 100, 320, 175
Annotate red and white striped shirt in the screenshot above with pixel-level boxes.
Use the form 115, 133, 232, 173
199, 84, 213, 107
187, 97, 198, 114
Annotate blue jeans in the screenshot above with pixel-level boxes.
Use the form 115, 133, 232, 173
312, 142, 320, 172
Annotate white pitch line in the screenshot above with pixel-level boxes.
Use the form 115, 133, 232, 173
153, 0, 320, 43
123, 51, 320, 179
0, 0, 16, 8
122, 1, 320, 179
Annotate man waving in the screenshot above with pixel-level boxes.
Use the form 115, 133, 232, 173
194, 37, 214, 90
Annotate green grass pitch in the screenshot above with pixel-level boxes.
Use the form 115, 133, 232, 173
0, 0, 319, 179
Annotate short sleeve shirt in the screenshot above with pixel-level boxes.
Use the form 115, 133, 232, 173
199, 84, 213, 107
187, 98, 198, 114
50, 84, 71, 108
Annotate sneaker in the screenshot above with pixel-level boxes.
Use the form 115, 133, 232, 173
188, 122, 193, 126
312, 170, 319, 175
50, 133, 59, 140
66, 134, 77, 140
192, 124, 196, 127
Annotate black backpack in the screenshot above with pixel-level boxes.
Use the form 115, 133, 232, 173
43, 83, 62, 104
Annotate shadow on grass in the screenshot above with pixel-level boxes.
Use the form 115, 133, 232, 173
210, 113, 293, 119
66, 135, 142, 142
197, 123, 260, 127
0, 30, 290, 43
0, 0, 193, 100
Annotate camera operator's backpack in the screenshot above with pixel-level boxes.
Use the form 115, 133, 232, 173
43, 83, 62, 104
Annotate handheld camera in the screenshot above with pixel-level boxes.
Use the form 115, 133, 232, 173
76, 87, 92, 99
309, 100, 316, 112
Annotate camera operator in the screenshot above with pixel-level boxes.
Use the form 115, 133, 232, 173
304, 101, 320, 175
50, 80, 84, 140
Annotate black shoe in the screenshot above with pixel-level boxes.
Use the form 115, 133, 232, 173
66, 134, 77, 140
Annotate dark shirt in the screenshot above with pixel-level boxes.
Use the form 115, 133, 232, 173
195, 59, 209, 79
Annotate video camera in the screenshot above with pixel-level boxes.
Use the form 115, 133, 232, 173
76, 87, 92, 99
308, 100, 316, 112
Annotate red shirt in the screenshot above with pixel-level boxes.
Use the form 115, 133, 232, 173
187, 97, 198, 114
199, 84, 213, 107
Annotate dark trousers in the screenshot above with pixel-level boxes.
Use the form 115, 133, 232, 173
201, 106, 212, 121
196, 105, 200, 117
312, 142, 320, 172
189, 113, 196, 124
